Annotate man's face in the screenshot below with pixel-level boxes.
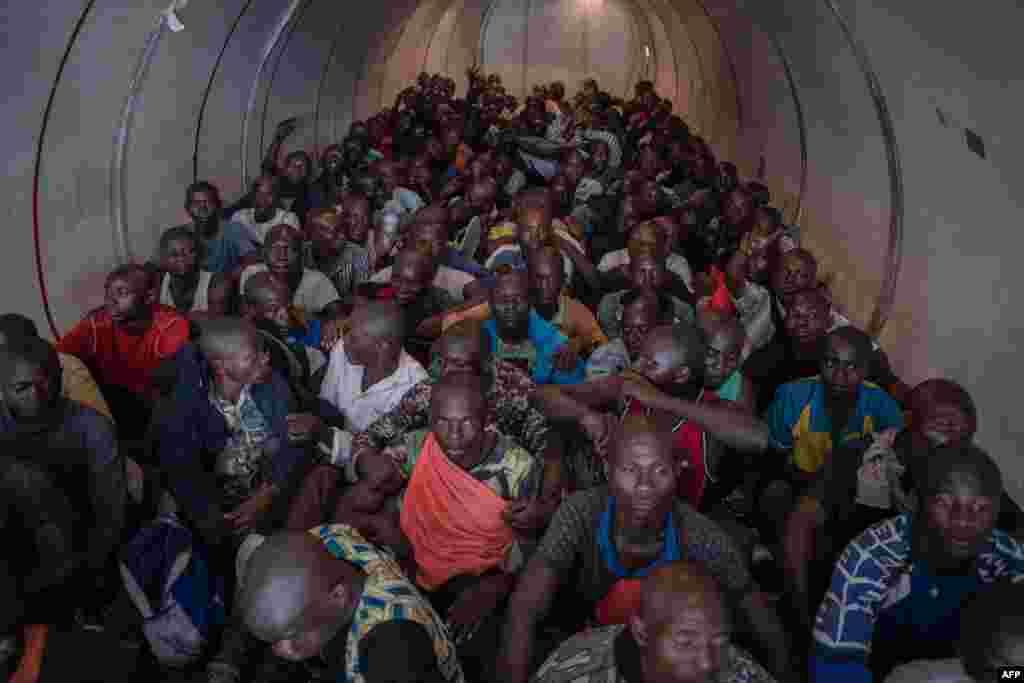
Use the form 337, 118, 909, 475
646, 603, 729, 683
431, 389, 485, 465
703, 328, 742, 390
162, 238, 198, 277
2, 357, 60, 421
924, 473, 998, 561
468, 158, 492, 183
629, 256, 665, 291
413, 224, 447, 262
783, 293, 829, 346
632, 331, 685, 389
491, 275, 531, 338
640, 180, 660, 208
285, 155, 309, 185
722, 191, 752, 226
622, 298, 659, 358
343, 201, 371, 244
253, 179, 277, 215
224, 332, 272, 387
530, 255, 563, 308
820, 336, 868, 398
343, 311, 379, 367
915, 402, 975, 448
266, 233, 301, 275
310, 215, 342, 251
188, 190, 218, 223
250, 285, 291, 331
468, 185, 496, 215
629, 224, 663, 259
392, 259, 430, 306
439, 337, 483, 377
608, 433, 678, 528
772, 253, 817, 299
105, 275, 150, 324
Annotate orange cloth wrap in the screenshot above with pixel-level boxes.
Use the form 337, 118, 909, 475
399, 433, 515, 591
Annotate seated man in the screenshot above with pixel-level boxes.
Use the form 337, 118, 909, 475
312, 301, 428, 469
441, 246, 608, 360
155, 318, 307, 549
305, 207, 370, 302
496, 416, 790, 683
748, 253, 909, 404
597, 253, 695, 341
0, 337, 126, 622
56, 264, 190, 439
535, 323, 768, 508
534, 561, 776, 683
0, 313, 111, 420
598, 219, 695, 295
351, 321, 552, 489
239, 224, 344, 319
586, 289, 677, 380
231, 174, 300, 246
785, 379, 1021, 627
699, 309, 756, 411
764, 326, 904, 489
811, 444, 1024, 683
745, 288, 904, 414
356, 248, 454, 363
157, 226, 232, 317
482, 268, 584, 385
395, 373, 543, 679
0, 449, 76, 683
210, 527, 462, 683
485, 194, 600, 296
241, 272, 328, 402
885, 578, 1024, 683
341, 192, 374, 247
160, 181, 256, 275
370, 217, 480, 302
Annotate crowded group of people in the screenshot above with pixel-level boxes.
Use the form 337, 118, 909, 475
2, 67, 1022, 683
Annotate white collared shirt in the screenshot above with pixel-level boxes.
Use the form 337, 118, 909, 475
319, 340, 428, 434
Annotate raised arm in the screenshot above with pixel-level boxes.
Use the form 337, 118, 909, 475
620, 372, 769, 453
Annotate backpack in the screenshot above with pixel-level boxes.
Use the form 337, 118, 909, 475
119, 513, 226, 667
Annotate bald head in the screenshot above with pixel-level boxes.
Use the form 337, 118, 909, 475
431, 372, 487, 417
196, 317, 259, 361
919, 443, 1003, 502
237, 533, 343, 645
352, 300, 405, 342
244, 271, 290, 309
638, 561, 726, 633
909, 379, 978, 441
611, 413, 675, 468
